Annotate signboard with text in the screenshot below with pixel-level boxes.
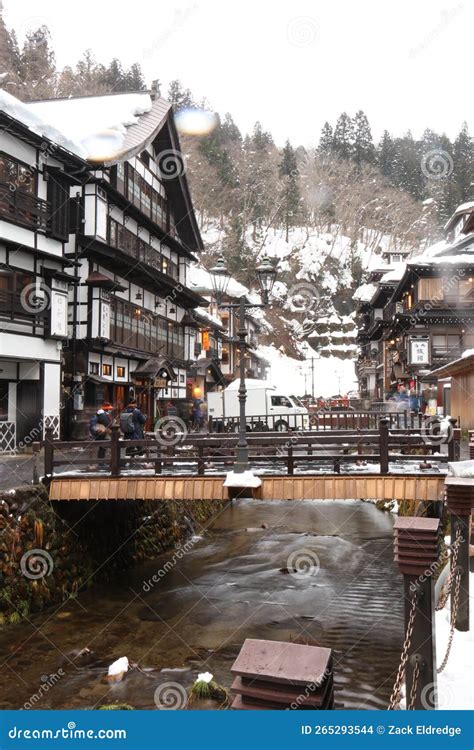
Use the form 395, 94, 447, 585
409, 336, 430, 366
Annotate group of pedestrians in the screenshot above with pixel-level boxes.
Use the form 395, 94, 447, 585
89, 399, 146, 458
89, 396, 207, 460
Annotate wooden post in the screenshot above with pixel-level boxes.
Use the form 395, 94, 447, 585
445, 477, 474, 632
287, 446, 294, 475
447, 419, 460, 463
154, 445, 162, 475
32, 442, 40, 484
44, 426, 54, 483
110, 425, 120, 476
197, 444, 205, 476
393, 517, 441, 709
379, 417, 389, 475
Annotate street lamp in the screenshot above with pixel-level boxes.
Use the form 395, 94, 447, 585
210, 256, 232, 304
210, 254, 277, 473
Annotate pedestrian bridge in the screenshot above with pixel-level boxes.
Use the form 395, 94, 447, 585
48, 474, 445, 503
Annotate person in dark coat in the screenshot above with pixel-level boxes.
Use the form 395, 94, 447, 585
121, 399, 146, 455
89, 403, 113, 459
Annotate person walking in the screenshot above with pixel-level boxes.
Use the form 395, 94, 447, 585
192, 398, 203, 431
89, 402, 113, 460
120, 398, 146, 455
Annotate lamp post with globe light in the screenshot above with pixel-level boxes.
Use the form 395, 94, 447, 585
210, 255, 278, 472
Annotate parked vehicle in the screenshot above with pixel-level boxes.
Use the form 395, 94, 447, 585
207, 379, 309, 432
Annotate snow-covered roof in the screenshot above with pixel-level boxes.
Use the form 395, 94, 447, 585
379, 262, 406, 283
0, 88, 87, 159
194, 306, 223, 328
27, 92, 160, 163
353, 283, 377, 303
189, 264, 260, 302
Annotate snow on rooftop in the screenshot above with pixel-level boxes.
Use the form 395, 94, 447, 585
0, 88, 86, 158
188, 264, 260, 302
453, 201, 474, 214
379, 262, 406, 283
26, 92, 153, 161
353, 282, 377, 303
195, 306, 222, 328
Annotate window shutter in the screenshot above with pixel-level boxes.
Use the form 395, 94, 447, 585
47, 172, 70, 241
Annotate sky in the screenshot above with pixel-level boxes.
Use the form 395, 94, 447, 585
3, 0, 472, 147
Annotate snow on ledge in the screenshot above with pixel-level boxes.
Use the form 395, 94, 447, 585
224, 470, 262, 488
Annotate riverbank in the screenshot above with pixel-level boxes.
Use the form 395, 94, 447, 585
0, 485, 228, 626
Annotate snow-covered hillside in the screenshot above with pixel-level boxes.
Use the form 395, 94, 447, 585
197, 222, 400, 394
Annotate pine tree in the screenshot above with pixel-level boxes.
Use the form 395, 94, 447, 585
124, 62, 146, 91
279, 139, 300, 241
391, 131, 424, 200
0, 5, 21, 93
377, 130, 396, 179
221, 113, 241, 143
74, 49, 108, 96
103, 58, 125, 91
352, 110, 374, 165
332, 112, 354, 160
167, 79, 194, 111
453, 122, 473, 203
252, 121, 273, 149
19, 25, 56, 100
318, 122, 333, 156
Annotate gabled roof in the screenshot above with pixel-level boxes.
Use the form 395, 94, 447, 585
27, 92, 203, 252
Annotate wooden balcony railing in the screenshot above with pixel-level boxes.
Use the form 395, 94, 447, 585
0, 182, 50, 231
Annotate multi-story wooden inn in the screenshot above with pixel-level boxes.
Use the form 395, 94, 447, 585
354, 201, 474, 407
0, 89, 209, 444
0, 91, 89, 450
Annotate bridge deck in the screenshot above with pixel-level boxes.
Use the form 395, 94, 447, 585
48, 474, 445, 503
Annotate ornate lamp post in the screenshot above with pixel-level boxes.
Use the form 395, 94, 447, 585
210, 255, 278, 473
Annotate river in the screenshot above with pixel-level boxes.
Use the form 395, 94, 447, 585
0, 499, 403, 710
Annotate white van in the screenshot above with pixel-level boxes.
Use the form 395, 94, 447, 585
207, 379, 309, 431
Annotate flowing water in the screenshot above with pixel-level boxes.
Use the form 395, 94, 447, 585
0, 499, 403, 710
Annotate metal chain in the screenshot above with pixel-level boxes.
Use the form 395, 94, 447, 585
437, 566, 462, 673
436, 529, 463, 611
407, 659, 420, 710
388, 591, 418, 710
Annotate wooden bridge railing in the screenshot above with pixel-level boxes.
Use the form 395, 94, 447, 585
208, 410, 459, 433
41, 417, 460, 482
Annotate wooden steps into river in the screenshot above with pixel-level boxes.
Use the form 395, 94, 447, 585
48, 473, 445, 503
